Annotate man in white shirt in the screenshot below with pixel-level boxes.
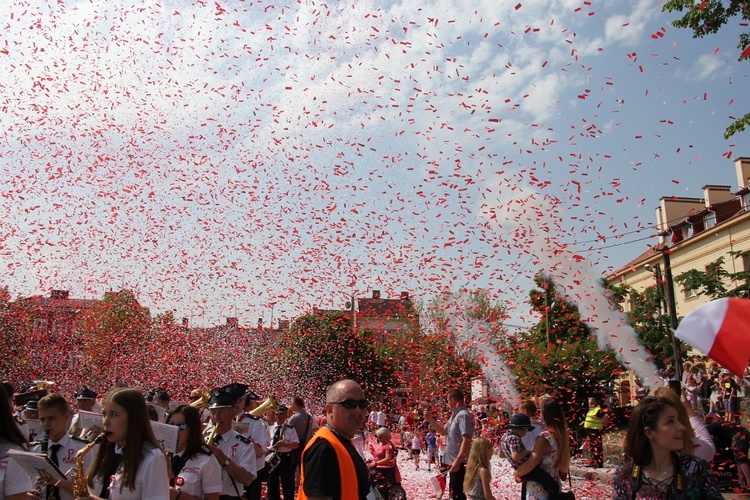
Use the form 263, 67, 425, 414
267, 405, 299, 500
207, 387, 257, 499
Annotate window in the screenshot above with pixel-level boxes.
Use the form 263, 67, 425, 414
704, 212, 716, 229
744, 193, 750, 211
685, 288, 698, 299
743, 253, 750, 272
684, 225, 694, 238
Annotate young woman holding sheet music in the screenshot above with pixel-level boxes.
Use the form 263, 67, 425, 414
83, 387, 169, 499
165, 405, 221, 500
0, 386, 33, 500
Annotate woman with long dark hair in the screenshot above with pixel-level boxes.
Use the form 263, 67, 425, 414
0, 386, 33, 500
513, 398, 571, 500
85, 387, 169, 499
612, 396, 722, 499
165, 405, 221, 500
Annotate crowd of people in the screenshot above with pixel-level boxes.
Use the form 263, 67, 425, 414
3, 368, 750, 500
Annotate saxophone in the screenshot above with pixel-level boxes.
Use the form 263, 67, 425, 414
72, 433, 105, 499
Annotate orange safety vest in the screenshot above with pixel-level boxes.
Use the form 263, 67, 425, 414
297, 427, 360, 500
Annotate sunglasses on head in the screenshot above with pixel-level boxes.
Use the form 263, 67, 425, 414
168, 421, 187, 431
331, 399, 369, 410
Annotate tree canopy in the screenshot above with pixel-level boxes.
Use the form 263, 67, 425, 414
663, 0, 750, 138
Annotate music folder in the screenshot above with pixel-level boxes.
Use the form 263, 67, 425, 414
7, 449, 67, 482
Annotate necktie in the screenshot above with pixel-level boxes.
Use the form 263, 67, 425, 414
170, 454, 188, 486
99, 453, 123, 499
47, 444, 62, 500
273, 425, 282, 446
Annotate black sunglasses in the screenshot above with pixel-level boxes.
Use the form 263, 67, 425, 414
331, 399, 369, 410
168, 421, 187, 431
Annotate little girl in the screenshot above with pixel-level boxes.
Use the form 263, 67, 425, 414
463, 437, 495, 500
411, 431, 423, 469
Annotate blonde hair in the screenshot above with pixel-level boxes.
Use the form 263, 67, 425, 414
649, 387, 696, 455
463, 437, 493, 493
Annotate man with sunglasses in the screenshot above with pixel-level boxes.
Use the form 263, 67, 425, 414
298, 379, 372, 500
424, 389, 474, 500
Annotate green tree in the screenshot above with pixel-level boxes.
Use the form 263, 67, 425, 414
507, 274, 623, 429
674, 252, 750, 299
78, 290, 153, 388
619, 284, 678, 370
278, 311, 398, 404
663, 0, 750, 138
0, 286, 36, 383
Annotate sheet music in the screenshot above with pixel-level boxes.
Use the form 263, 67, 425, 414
150, 420, 180, 454
7, 449, 67, 481
25, 419, 42, 436
77, 410, 103, 429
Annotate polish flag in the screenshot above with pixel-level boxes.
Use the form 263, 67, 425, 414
674, 298, 750, 376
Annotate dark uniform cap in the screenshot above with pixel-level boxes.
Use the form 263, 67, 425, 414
508, 413, 535, 431
208, 388, 236, 409
245, 390, 260, 401
25, 395, 41, 411
276, 405, 288, 414
221, 383, 249, 403
75, 388, 98, 400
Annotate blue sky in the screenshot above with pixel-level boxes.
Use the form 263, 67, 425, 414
0, 0, 747, 327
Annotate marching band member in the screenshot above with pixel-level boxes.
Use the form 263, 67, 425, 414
85, 387, 169, 499
0, 381, 28, 441
266, 405, 299, 500
165, 405, 221, 500
29, 393, 96, 500
206, 387, 256, 500
69, 388, 99, 440
0, 385, 33, 500
233, 388, 268, 500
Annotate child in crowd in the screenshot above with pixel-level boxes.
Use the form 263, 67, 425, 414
411, 431, 423, 469
426, 429, 438, 471
499, 413, 560, 497
463, 437, 495, 500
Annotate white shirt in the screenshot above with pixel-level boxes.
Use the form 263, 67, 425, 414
91, 443, 169, 500
521, 420, 545, 451
215, 429, 256, 496
376, 411, 387, 427
30, 434, 97, 500
1, 443, 34, 499
238, 414, 269, 473
269, 423, 299, 453
173, 450, 222, 498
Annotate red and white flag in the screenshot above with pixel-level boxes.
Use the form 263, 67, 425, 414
675, 298, 750, 376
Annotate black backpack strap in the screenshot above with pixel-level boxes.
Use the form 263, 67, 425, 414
673, 453, 685, 500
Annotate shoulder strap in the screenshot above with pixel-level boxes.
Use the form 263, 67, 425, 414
630, 463, 641, 500
673, 453, 685, 500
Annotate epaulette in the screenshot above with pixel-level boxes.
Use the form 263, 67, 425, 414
284, 424, 294, 429
236, 434, 252, 445
71, 436, 89, 444
244, 414, 260, 420
29, 440, 42, 447
15, 415, 26, 425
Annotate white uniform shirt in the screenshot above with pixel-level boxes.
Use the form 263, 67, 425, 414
268, 423, 299, 453
215, 429, 256, 496
1, 443, 34, 499
30, 434, 97, 500
91, 443, 169, 500
239, 414, 269, 474
173, 450, 222, 498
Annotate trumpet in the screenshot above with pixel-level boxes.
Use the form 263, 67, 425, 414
205, 425, 219, 446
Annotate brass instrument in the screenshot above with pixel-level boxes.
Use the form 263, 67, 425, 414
249, 396, 278, 417
205, 425, 219, 446
72, 433, 104, 499
190, 391, 211, 409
